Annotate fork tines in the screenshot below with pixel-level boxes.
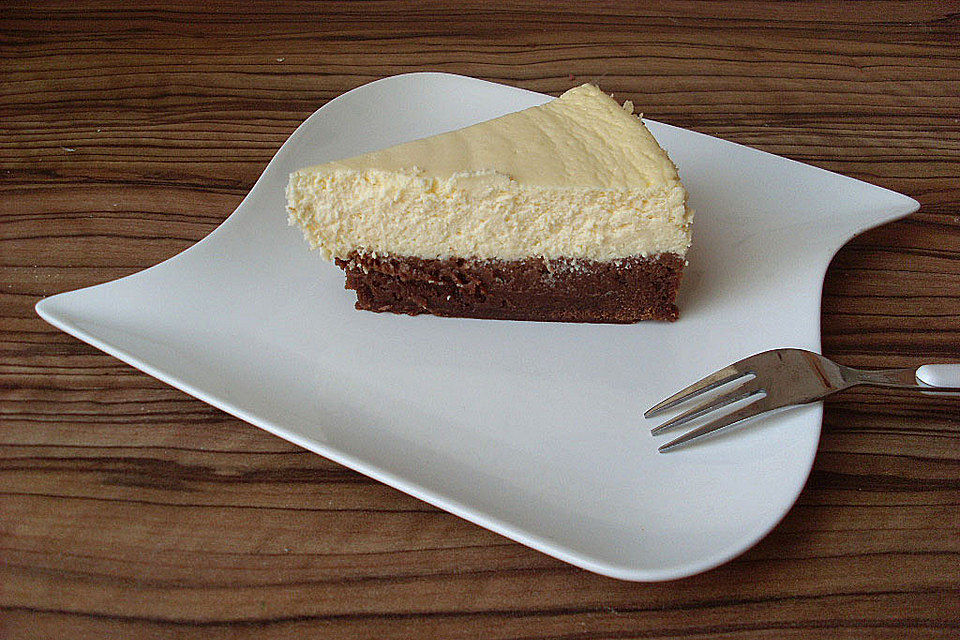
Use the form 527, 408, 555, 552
647, 354, 769, 452
645, 364, 744, 419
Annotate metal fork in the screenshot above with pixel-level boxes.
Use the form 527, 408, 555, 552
647, 348, 960, 452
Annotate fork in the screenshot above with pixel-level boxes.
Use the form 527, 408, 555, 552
647, 348, 960, 452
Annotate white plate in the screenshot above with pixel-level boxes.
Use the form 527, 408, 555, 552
36, 73, 918, 581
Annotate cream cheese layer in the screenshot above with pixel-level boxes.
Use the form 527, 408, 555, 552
286, 84, 692, 261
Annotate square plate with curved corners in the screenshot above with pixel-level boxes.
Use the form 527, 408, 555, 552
36, 73, 918, 581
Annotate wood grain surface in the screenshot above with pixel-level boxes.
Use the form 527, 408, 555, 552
2, 1, 959, 638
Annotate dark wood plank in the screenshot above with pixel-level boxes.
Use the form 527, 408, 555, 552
1, 1, 958, 638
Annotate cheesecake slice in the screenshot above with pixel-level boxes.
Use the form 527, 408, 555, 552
286, 84, 692, 322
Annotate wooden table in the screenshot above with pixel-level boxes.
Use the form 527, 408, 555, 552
3, 2, 959, 638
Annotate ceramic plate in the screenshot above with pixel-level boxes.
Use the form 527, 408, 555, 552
36, 73, 918, 581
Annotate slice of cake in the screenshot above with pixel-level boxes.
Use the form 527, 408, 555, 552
286, 84, 692, 323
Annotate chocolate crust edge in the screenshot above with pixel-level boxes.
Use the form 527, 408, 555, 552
334, 252, 685, 323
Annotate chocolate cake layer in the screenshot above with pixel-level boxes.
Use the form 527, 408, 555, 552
335, 252, 684, 323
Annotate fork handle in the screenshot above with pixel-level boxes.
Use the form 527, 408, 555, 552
916, 364, 960, 388
848, 363, 960, 391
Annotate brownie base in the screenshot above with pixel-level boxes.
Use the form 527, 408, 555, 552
335, 252, 684, 323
